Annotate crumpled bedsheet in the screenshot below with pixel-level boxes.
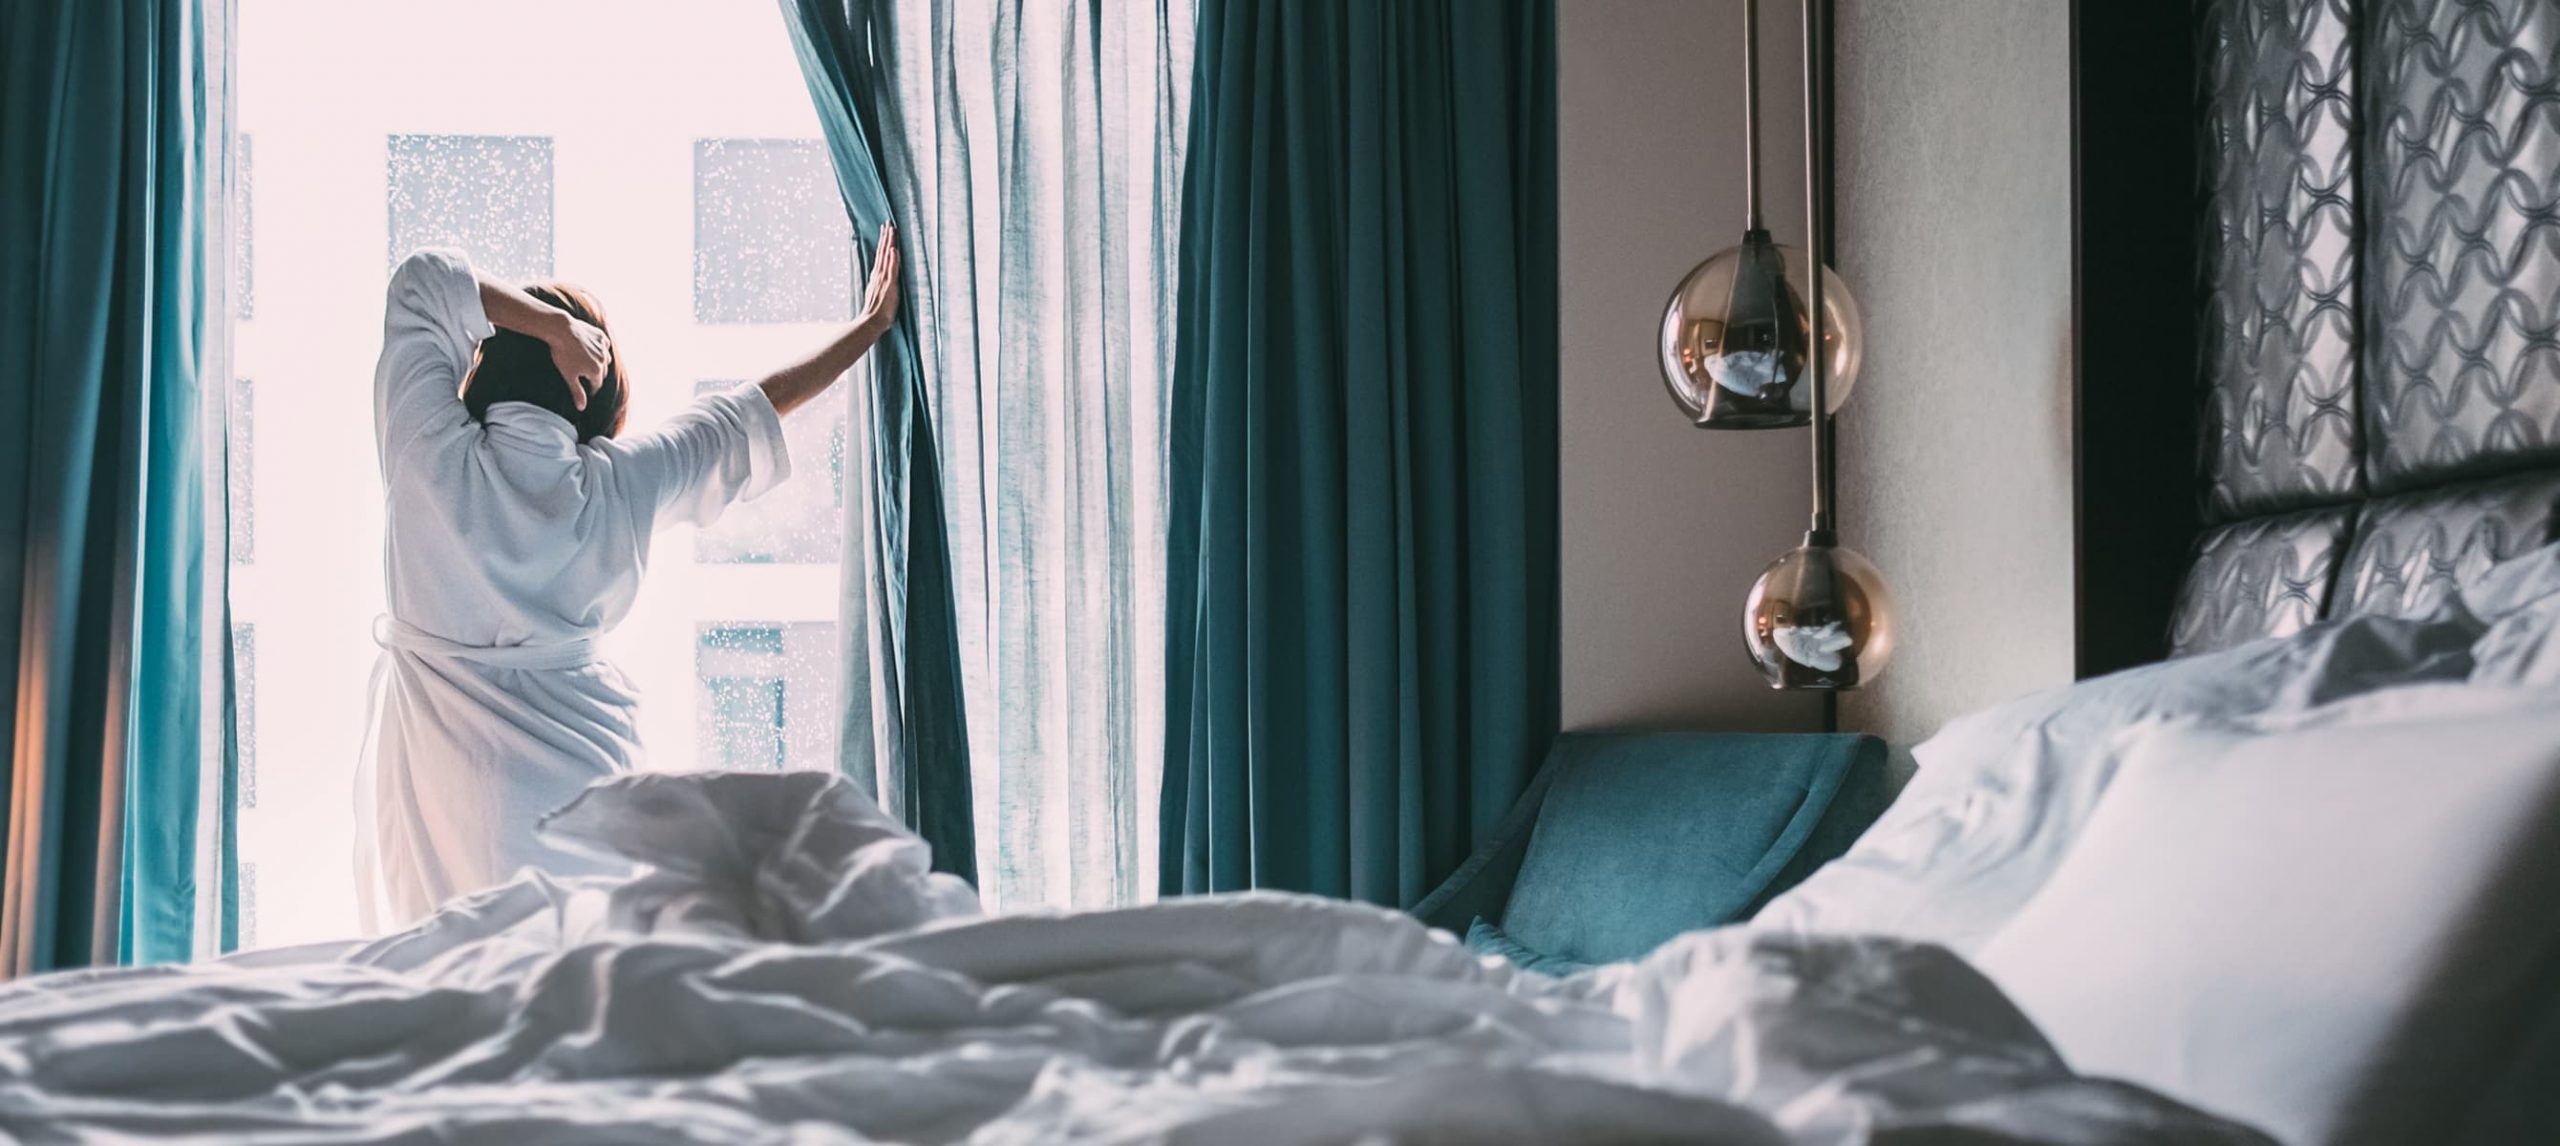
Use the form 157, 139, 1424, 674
0, 772, 2270, 1145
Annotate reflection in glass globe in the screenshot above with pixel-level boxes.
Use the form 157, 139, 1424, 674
1742, 539, 1896, 689
1660, 229, 1863, 429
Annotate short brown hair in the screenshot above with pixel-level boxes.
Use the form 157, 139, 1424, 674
463, 283, 629, 443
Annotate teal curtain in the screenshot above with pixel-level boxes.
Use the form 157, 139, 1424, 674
0, 0, 229, 973
1161, 0, 1560, 905
781, 0, 978, 883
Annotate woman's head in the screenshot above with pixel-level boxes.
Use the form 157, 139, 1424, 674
464, 283, 629, 442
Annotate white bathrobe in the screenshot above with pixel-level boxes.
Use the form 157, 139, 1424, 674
357, 249, 791, 931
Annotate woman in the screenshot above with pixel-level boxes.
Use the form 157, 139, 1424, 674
358, 224, 901, 930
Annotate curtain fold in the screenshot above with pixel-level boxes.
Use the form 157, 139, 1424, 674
781, 0, 979, 883
1161, 0, 1560, 905
0, 0, 231, 974
869, 0, 1193, 910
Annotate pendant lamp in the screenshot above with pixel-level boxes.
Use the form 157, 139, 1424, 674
1666, 0, 1896, 690
1658, 0, 1863, 428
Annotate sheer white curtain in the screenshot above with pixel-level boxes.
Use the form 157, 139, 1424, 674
868, 0, 1194, 910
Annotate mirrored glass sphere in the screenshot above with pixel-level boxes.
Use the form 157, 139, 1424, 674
1660, 230, 1864, 429
1742, 540, 1896, 689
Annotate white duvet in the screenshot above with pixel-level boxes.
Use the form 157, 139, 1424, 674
0, 773, 2265, 1145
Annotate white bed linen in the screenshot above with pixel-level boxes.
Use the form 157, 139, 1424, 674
2467, 543, 2560, 686
0, 773, 2265, 1145
1975, 685, 2560, 1146
1750, 601, 2482, 953
1750, 540, 2560, 955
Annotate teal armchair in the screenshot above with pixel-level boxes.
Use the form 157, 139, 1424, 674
1414, 731, 1895, 969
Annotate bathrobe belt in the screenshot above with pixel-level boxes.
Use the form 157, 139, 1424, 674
372, 615, 601, 671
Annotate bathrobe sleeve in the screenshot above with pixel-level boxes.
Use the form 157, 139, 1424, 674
615, 384, 795, 530
376, 248, 494, 475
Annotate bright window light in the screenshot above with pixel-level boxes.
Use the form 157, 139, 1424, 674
231, 0, 851, 948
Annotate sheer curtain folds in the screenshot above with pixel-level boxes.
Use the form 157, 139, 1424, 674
782, 0, 979, 883
870, 0, 1193, 910
0, 0, 234, 974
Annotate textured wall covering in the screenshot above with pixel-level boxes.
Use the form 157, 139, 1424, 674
2367, 0, 2560, 491
2172, 0, 2560, 655
2171, 507, 2356, 652
1832, 0, 2076, 745
1557, 0, 1822, 733
2197, 0, 2366, 516
2333, 471, 2560, 617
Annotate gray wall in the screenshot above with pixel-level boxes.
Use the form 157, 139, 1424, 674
1833, 0, 2076, 744
1559, 0, 2077, 744
1558, 0, 1822, 734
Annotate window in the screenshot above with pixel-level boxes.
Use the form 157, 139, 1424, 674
695, 380, 845, 564
386, 135, 554, 280
705, 674, 787, 771
696, 622, 839, 773
235, 134, 253, 321
232, 622, 259, 950
233, 0, 851, 945
232, 624, 257, 813
700, 625, 789, 771
238, 860, 261, 951
693, 139, 852, 324
227, 377, 253, 563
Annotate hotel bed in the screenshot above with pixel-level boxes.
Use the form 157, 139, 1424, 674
9, 0, 2560, 1141
0, 769, 2292, 1145
2, 558, 2558, 1145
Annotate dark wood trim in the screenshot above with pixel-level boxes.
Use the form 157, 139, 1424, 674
2070, 0, 2201, 678
1819, 0, 1839, 733
1817, 0, 1835, 253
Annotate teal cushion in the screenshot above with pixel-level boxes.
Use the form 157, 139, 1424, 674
1497, 732, 1876, 965
1465, 916, 1596, 977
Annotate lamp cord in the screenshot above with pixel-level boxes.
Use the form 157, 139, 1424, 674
1742, 0, 1763, 231
1801, 0, 1834, 536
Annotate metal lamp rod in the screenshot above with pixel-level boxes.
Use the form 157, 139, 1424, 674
1742, 0, 1763, 231
1801, 0, 1834, 537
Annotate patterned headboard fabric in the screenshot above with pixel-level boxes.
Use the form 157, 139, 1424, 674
2171, 0, 2560, 655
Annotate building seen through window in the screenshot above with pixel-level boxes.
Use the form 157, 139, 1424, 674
695, 622, 839, 773
236, 134, 253, 320
386, 135, 554, 282
228, 377, 254, 563
231, 622, 258, 948
694, 138, 852, 324
695, 379, 847, 564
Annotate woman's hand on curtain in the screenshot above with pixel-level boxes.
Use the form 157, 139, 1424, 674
758, 225, 901, 418
858, 223, 900, 331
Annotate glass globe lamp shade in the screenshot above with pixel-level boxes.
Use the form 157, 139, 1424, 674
1659, 231, 1864, 429
1741, 539, 1896, 689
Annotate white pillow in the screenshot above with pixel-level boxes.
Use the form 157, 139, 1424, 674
1749, 606, 2482, 952
2453, 538, 2560, 620
2468, 542, 2560, 686
2472, 596, 2560, 685
1973, 689, 2560, 1146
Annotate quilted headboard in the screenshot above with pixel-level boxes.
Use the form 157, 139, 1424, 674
2169, 0, 2560, 655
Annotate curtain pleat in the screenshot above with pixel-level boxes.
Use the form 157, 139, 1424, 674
781, 0, 979, 883
0, 0, 229, 975
871, 0, 1192, 910
1161, 0, 1559, 906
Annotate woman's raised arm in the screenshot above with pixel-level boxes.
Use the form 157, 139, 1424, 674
759, 222, 900, 417
476, 273, 612, 411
